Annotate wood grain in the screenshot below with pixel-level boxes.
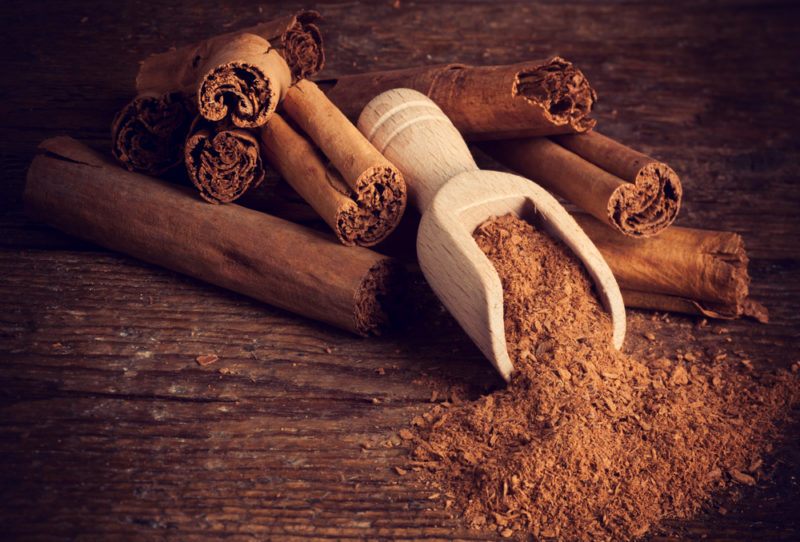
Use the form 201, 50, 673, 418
1, 0, 799, 540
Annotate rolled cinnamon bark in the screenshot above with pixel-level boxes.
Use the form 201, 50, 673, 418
483, 133, 682, 237
25, 137, 403, 336
111, 92, 195, 175
184, 118, 265, 204
260, 114, 385, 246
281, 79, 407, 245
246, 10, 324, 80
555, 131, 682, 232
319, 57, 596, 140
136, 10, 324, 128
573, 214, 763, 320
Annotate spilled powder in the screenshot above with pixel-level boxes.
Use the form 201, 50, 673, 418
408, 214, 797, 540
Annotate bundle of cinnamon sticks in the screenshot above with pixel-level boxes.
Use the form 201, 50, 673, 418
113, 11, 323, 178
24, 8, 764, 339
113, 10, 406, 248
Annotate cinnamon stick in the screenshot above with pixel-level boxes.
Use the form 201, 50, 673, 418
573, 214, 765, 320
259, 114, 380, 246
483, 133, 682, 237
136, 10, 324, 128
25, 137, 403, 336
319, 57, 596, 139
184, 117, 265, 204
111, 92, 195, 175
280, 79, 407, 245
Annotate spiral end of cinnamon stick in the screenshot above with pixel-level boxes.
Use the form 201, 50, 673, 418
185, 124, 265, 204
111, 92, 194, 176
282, 10, 325, 80
199, 62, 278, 129
335, 166, 407, 247
353, 258, 406, 336
515, 57, 597, 133
608, 162, 683, 237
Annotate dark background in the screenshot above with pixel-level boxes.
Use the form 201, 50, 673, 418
1, 1, 799, 540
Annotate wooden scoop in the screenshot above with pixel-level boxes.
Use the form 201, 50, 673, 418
358, 89, 626, 382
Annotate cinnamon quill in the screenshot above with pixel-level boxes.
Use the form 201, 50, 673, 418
278, 79, 407, 246
260, 114, 383, 246
319, 57, 596, 140
136, 10, 324, 128
111, 92, 195, 175
25, 137, 403, 336
483, 133, 682, 237
184, 118, 265, 204
573, 214, 765, 321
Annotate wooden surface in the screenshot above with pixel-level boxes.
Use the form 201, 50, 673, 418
1, 1, 798, 540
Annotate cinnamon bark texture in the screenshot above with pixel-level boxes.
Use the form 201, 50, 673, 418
573, 214, 765, 321
111, 92, 195, 175
281, 79, 407, 245
260, 114, 384, 246
25, 137, 403, 336
320, 57, 596, 140
136, 10, 324, 128
483, 132, 682, 237
184, 118, 265, 204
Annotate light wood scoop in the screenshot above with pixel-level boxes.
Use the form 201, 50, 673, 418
358, 89, 626, 382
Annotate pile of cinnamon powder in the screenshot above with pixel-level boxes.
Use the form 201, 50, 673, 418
408, 214, 796, 540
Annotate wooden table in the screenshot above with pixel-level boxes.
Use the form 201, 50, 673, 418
1, 1, 798, 539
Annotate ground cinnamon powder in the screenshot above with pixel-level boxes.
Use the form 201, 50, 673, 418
409, 214, 796, 540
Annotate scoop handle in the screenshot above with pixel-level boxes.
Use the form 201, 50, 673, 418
358, 88, 478, 213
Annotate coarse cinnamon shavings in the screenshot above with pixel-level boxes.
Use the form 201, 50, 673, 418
195, 354, 219, 366
408, 214, 797, 541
